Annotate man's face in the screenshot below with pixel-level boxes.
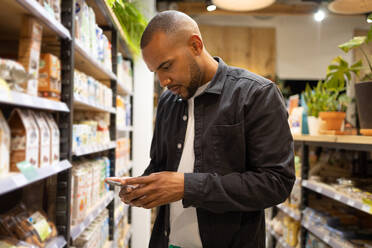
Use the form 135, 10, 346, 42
142, 32, 202, 99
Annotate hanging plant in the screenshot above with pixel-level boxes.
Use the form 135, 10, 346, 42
108, 0, 148, 56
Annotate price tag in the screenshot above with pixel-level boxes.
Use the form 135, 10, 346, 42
16, 161, 39, 181
334, 194, 342, 201
347, 199, 355, 207
303, 181, 308, 186
304, 222, 309, 229
324, 235, 330, 243
315, 186, 322, 193
12, 174, 28, 187
362, 205, 371, 213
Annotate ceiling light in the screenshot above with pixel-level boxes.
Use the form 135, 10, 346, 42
314, 9, 326, 22
212, 0, 275, 12
207, 4, 217, 12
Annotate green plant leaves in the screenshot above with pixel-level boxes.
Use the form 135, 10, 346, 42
339, 36, 366, 53
108, 0, 148, 56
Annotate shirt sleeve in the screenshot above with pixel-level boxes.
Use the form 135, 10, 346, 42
182, 83, 295, 213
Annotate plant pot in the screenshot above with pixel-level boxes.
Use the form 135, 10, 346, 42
319, 112, 346, 131
355, 81, 372, 132
307, 116, 320, 135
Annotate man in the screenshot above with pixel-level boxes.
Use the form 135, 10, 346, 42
118, 10, 295, 248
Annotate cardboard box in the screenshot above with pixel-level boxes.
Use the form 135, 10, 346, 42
18, 16, 43, 96
31, 111, 51, 167
9, 109, 40, 171
0, 111, 10, 176
41, 112, 59, 165
38, 53, 61, 101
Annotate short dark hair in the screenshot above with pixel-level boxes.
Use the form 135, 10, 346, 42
140, 10, 187, 49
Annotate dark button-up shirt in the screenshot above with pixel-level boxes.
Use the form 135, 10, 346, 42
144, 57, 295, 248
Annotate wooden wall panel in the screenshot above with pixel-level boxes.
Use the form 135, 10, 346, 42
199, 25, 276, 79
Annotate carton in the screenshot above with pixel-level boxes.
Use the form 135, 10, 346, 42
31, 111, 51, 167
18, 16, 43, 96
0, 111, 10, 176
41, 113, 59, 165
8, 109, 40, 171
38, 53, 61, 101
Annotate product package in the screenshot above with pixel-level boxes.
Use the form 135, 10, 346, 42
40, 112, 59, 165
18, 16, 43, 96
0, 58, 33, 92
38, 53, 61, 101
0, 111, 10, 177
31, 111, 51, 167
8, 109, 40, 171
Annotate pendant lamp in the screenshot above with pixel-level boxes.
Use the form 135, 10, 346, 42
212, 0, 276, 11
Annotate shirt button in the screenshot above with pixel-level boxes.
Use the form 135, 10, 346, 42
177, 143, 182, 149
183, 115, 187, 121
164, 230, 168, 236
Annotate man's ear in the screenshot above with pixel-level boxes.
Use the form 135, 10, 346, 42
189, 35, 203, 55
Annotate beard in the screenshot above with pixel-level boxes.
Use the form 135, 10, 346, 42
183, 56, 202, 99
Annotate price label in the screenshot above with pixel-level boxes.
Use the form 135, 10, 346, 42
304, 222, 309, 229
334, 194, 342, 201
347, 199, 355, 206
361, 205, 371, 213
315, 186, 322, 193
303, 181, 308, 186
324, 236, 330, 243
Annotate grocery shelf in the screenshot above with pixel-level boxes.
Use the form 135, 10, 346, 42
75, 40, 117, 81
70, 191, 115, 240
45, 236, 67, 248
74, 93, 116, 113
73, 141, 117, 157
0, 90, 69, 112
117, 81, 133, 96
277, 204, 301, 221
1, 0, 71, 40
116, 162, 133, 177
267, 225, 294, 248
302, 180, 372, 215
293, 134, 372, 151
301, 220, 344, 248
115, 204, 129, 226
0, 160, 71, 196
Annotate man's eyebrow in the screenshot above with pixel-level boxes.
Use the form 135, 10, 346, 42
156, 60, 171, 71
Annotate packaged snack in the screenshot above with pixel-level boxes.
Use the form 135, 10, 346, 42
41, 113, 59, 165
0, 111, 10, 176
18, 16, 43, 96
31, 111, 51, 167
38, 53, 61, 101
0, 59, 33, 92
8, 109, 39, 170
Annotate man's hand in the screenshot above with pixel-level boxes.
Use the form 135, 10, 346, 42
119, 172, 184, 209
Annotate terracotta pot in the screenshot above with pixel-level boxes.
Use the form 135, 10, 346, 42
319, 112, 346, 131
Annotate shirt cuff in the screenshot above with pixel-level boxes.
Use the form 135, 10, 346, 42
182, 172, 208, 208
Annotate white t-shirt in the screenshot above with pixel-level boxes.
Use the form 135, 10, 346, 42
169, 82, 210, 248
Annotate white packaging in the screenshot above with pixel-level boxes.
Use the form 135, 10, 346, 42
9, 109, 40, 170
0, 111, 10, 176
41, 112, 59, 165
31, 111, 51, 167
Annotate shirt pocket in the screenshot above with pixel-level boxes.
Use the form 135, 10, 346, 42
210, 121, 245, 174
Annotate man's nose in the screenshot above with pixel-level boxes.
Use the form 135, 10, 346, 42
158, 74, 171, 88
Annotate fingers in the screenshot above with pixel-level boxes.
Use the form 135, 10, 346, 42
121, 175, 155, 186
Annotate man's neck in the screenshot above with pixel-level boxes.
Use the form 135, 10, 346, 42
200, 54, 218, 86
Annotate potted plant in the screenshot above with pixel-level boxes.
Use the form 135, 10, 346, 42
338, 13, 372, 135
303, 56, 356, 134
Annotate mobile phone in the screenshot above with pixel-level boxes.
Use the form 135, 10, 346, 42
105, 179, 123, 187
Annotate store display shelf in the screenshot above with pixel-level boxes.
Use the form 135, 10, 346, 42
74, 93, 116, 113
302, 180, 372, 215
0, 90, 69, 112
114, 204, 129, 226
75, 41, 117, 81
267, 225, 293, 248
0, 160, 71, 196
1, 0, 71, 40
116, 162, 133, 177
45, 235, 67, 248
301, 220, 343, 248
277, 204, 301, 221
124, 226, 132, 247
293, 134, 372, 151
73, 141, 116, 157
117, 81, 133, 96
70, 191, 114, 240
